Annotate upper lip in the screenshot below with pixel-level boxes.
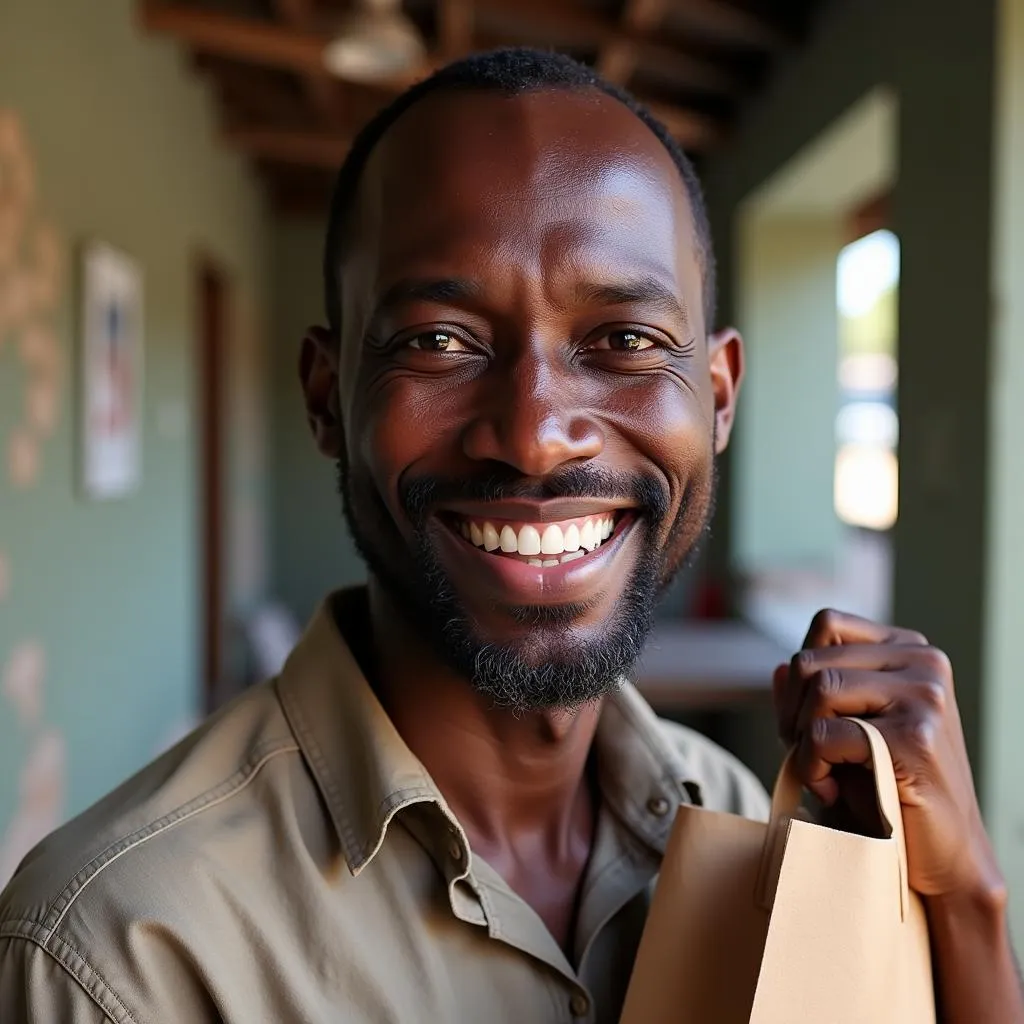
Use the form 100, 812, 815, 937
436, 498, 638, 522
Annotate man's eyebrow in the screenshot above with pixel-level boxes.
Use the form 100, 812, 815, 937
372, 277, 481, 317
574, 277, 690, 324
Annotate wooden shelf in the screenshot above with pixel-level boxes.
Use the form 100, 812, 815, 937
634, 620, 789, 713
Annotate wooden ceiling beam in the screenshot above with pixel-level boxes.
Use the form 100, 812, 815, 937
142, 2, 739, 97
225, 126, 353, 167
140, 3, 433, 89
438, 0, 476, 59
141, 4, 325, 72
643, 101, 724, 149
597, 0, 670, 85
271, 0, 347, 129
210, 63, 308, 125
666, 0, 790, 51
474, 0, 741, 94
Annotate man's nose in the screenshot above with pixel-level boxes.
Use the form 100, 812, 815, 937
460, 356, 604, 477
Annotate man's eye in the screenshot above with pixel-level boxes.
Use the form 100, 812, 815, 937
594, 330, 656, 352
407, 331, 470, 352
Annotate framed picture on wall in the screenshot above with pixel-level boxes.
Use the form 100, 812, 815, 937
79, 241, 144, 499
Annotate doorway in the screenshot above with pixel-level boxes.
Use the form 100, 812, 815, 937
734, 88, 898, 649
196, 260, 229, 714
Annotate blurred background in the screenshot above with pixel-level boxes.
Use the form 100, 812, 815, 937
1, 0, 1022, 937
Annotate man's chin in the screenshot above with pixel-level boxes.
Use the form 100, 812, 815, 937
437, 598, 655, 711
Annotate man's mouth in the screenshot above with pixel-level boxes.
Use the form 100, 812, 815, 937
446, 512, 626, 567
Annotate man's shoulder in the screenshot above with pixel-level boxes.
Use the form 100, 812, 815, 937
655, 717, 771, 822
0, 678, 301, 946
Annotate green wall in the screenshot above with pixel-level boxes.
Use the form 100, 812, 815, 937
734, 214, 842, 574
0, 0, 268, 882
270, 217, 365, 626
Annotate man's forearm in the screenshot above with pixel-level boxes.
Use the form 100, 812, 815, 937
926, 882, 1024, 1023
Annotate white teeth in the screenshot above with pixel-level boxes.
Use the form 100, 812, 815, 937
460, 514, 619, 558
527, 558, 543, 567
517, 524, 541, 556
542, 559, 559, 567
540, 524, 565, 555
580, 519, 597, 551
560, 549, 585, 564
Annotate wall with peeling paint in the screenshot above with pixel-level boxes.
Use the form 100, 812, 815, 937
0, 0, 268, 885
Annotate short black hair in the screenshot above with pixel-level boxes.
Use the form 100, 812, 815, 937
323, 47, 716, 333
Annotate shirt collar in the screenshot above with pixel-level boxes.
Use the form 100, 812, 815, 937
275, 588, 699, 876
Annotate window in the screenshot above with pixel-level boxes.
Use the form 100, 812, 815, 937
834, 229, 899, 531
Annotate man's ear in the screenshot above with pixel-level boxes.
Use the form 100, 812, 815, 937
708, 327, 745, 455
299, 325, 344, 458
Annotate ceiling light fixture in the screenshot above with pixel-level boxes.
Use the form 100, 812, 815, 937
323, 0, 426, 85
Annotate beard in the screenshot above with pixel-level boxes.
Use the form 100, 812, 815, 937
339, 458, 717, 713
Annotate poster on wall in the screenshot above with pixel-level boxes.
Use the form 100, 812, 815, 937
79, 241, 143, 499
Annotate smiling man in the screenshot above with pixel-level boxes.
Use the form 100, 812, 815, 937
1, 48, 1021, 1024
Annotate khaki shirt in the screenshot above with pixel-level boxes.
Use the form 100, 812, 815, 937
0, 590, 769, 1024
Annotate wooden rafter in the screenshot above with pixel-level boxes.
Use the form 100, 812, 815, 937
204, 59, 308, 126
598, 0, 671, 86
225, 126, 352, 167
139, 0, 811, 210
142, 2, 740, 97
271, 0, 347, 129
141, 4, 432, 88
646, 102, 723, 149
666, 0, 790, 50
438, 0, 475, 59
475, 0, 741, 94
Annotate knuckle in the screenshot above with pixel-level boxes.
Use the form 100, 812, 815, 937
919, 645, 953, 679
918, 679, 948, 714
794, 649, 817, 676
903, 629, 929, 646
812, 667, 843, 702
809, 715, 832, 749
905, 715, 940, 757
811, 608, 842, 635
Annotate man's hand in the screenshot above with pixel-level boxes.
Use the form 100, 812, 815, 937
772, 608, 1000, 901
773, 609, 1023, 1023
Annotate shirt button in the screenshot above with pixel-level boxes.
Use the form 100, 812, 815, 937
448, 838, 463, 861
569, 992, 590, 1018
647, 796, 671, 816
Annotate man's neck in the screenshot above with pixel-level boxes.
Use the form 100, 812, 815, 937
362, 581, 601, 864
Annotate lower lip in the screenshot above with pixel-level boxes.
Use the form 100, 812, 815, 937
431, 512, 640, 604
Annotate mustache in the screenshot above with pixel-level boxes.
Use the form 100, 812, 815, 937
400, 465, 669, 525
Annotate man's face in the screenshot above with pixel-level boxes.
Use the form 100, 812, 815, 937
305, 88, 742, 710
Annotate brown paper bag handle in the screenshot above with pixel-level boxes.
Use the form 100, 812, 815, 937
756, 718, 910, 922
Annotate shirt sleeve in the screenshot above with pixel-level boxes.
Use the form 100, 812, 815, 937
0, 936, 115, 1024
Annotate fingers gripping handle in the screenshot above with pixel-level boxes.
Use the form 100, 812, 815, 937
756, 718, 909, 921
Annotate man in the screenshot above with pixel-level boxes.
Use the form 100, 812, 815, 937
0, 48, 1020, 1023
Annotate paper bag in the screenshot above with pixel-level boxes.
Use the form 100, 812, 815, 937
620, 718, 935, 1023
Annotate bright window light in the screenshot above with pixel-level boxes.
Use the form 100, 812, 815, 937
835, 228, 899, 530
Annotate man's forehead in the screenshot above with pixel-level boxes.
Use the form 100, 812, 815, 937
349, 88, 698, 275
